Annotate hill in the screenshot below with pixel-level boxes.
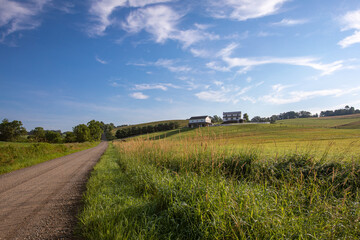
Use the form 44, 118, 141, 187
81, 113, 360, 239
112, 119, 189, 134
276, 113, 360, 128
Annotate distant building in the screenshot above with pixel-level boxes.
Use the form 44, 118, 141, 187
188, 116, 212, 128
223, 111, 242, 123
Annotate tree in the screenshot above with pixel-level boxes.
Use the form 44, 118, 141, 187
211, 115, 223, 123
0, 119, 27, 141
64, 131, 76, 143
73, 124, 91, 142
270, 115, 277, 124
87, 120, 103, 141
30, 127, 46, 142
144, 125, 152, 133
251, 116, 262, 122
45, 131, 62, 143
243, 113, 249, 122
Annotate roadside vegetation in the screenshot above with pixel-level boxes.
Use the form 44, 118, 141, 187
79, 115, 360, 239
0, 118, 115, 174
0, 118, 115, 143
0, 141, 99, 174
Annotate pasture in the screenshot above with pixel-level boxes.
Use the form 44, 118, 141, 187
79, 115, 360, 239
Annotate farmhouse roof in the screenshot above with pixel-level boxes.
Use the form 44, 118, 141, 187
189, 115, 209, 120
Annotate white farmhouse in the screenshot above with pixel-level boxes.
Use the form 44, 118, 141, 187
188, 116, 212, 128
223, 111, 242, 123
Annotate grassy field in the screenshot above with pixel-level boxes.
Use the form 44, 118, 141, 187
276, 114, 360, 127
79, 115, 360, 239
0, 141, 99, 174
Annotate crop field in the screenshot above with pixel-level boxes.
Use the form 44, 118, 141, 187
79, 116, 360, 239
0, 141, 99, 174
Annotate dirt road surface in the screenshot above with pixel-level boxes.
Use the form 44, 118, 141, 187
0, 141, 108, 239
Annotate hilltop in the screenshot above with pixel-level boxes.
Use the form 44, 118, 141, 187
112, 119, 189, 134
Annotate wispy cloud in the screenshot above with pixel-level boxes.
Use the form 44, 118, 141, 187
190, 48, 211, 58
129, 92, 149, 99
130, 58, 192, 72
154, 59, 192, 72
338, 9, 360, 48
95, 56, 108, 64
53, 2, 75, 14
207, 0, 289, 21
195, 82, 260, 104
155, 97, 173, 103
210, 43, 350, 76
339, 31, 360, 48
271, 18, 308, 26
261, 84, 360, 104
88, 0, 173, 36
121, 5, 180, 42
121, 5, 219, 48
133, 83, 180, 91
0, 0, 50, 42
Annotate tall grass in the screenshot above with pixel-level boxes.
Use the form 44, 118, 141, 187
79, 135, 360, 239
0, 141, 99, 174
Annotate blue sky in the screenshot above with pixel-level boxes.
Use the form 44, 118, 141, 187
1, 0, 360, 131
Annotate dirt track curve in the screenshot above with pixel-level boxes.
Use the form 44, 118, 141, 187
0, 141, 108, 240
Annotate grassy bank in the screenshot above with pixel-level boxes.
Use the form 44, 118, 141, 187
0, 141, 99, 174
79, 133, 360, 239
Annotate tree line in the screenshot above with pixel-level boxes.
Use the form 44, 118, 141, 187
250, 106, 359, 123
320, 106, 360, 117
0, 118, 115, 143
116, 122, 180, 139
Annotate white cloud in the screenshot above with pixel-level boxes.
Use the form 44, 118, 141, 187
195, 87, 234, 103
0, 0, 50, 42
95, 56, 108, 64
338, 9, 360, 48
190, 48, 210, 58
271, 18, 308, 26
121, 5, 218, 47
154, 59, 192, 72
206, 61, 230, 72
212, 43, 350, 76
131, 58, 192, 72
195, 82, 259, 103
261, 85, 360, 104
207, 0, 289, 21
257, 31, 272, 37
89, 2, 219, 47
338, 31, 360, 48
155, 97, 173, 103
133, 83, 180, 91
88, 0, 125, 36
194, 23, 212, 30
272, 83, 291, 92
341, 9, 360, 31
122, 5, 179, 42
213, 80, 223, 86
130, 92, 149, 99
88, 0, 173, 36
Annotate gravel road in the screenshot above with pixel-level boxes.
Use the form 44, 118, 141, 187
0, 141, 108, 239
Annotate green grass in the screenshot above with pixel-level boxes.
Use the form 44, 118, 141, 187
277, 114, 360, 128
0, 141, 99, 174
79, 122, 360, 239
